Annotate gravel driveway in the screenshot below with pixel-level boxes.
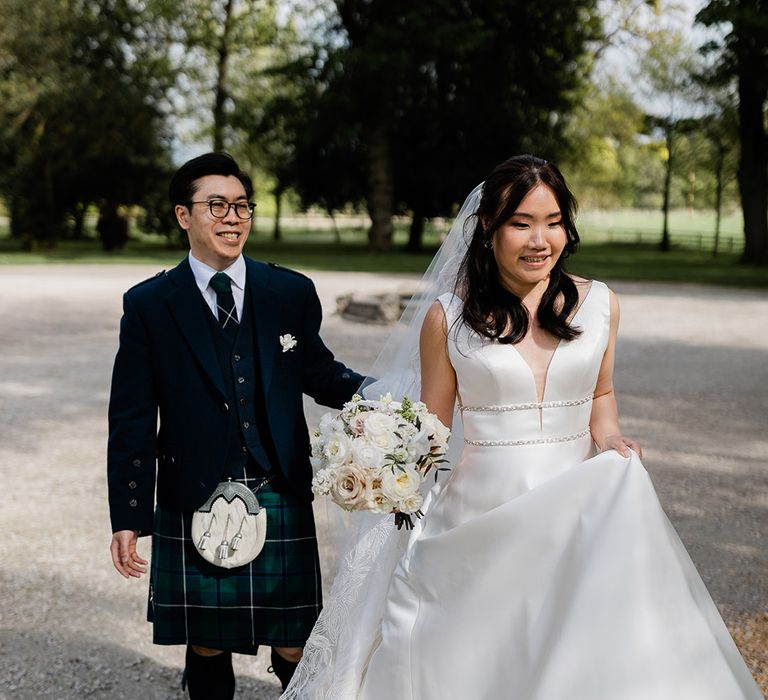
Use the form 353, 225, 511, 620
0, 264, 766, 699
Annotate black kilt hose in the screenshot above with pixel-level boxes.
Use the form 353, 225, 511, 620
148, 474, 322, 651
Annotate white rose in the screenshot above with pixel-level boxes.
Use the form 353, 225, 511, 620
420, 413, 451, 447
380, 464, 423, 504
362, 412, 399, 452
364, 411, 399, 437
310, 455, 323, 470
368, 488, 395, 514
431, 417, 451, 446
318, 412, 338, 437
351, 439, 385, 469
407, 429, 432, 461
398, 491, 424, 514
329, 464, 372, 511
324, 431, 352, 466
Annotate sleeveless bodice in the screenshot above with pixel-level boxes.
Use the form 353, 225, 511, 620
438, 281, 610, 447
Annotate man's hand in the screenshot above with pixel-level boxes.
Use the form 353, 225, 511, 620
110, 530, 148, 579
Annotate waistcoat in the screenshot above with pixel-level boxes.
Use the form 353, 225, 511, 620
204, 290, 276, 477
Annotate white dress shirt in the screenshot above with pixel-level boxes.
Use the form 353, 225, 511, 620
188, 252, 246, 321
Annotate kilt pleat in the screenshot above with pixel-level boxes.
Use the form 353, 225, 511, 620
148, 475, 322, 650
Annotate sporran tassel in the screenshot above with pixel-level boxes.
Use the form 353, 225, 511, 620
230, 517, 246, 552
216, 540, 230, 560
197, 531, 211, 551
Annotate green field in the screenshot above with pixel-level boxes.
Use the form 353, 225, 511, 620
0, 209, 765, 288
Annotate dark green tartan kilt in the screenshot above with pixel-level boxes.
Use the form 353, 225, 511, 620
147, 475, 322, 651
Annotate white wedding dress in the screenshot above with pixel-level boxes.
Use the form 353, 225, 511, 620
284, 281, 763, 700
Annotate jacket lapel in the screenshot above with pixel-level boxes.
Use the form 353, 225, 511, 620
245, 258, 280, 395
165, 258, 228, 398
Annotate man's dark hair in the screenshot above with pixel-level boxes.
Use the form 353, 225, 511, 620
169, 152, 254, 209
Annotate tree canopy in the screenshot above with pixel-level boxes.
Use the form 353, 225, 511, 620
0, 0, 175, 246
697, 0, 768, 264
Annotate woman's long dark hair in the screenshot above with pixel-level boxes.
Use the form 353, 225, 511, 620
457, 155, 582, 344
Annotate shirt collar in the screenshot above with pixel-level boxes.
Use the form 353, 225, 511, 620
188, 252, 246, 293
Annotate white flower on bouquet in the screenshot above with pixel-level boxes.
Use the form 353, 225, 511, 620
311, 467, 335, 496
324, 431, 353, 466
351, 440, 385, 470
330, 464, 372, 511
390, 445, 409, 463
364, 411, 399, 436
380, 463, 423, 507
407, 429, 432, 461
419, 411, 451, 445
368, 488, 395, 514
399, 491, 424, 514
363, 412, 400, 451
318, 412, 344, 437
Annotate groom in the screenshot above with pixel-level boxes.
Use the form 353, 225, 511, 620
107, 152, 364, 698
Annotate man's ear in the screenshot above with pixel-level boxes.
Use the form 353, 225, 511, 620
175, 204, 191, 231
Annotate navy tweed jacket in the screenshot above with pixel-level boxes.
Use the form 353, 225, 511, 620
107, 256, 364, 534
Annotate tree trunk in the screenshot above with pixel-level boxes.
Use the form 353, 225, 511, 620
736, 65, 768, 265
273, 186, 282, 242
713, 143, 724, 257
407, 209, 425, 252
659, 126, 673, 252
328, 208, 342, 244
366, 122, 394, 252
213, 0, 236, 152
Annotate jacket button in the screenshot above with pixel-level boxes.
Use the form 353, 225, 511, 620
342, 372, 350, 379
129, 499, 138, 507
243, 422, 250, 429
241, 445, 248, 453
132, 459, 141, 467
128, 481, 137, 489
239, 398, 246, 406
237, 377, 245, 384
222, 402, 229, 412
233, 354, 241, 362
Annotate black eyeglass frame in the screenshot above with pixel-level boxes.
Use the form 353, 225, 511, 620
188, 199, 256, 220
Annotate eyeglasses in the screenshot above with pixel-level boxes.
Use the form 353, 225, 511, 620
189, 199, 256, 220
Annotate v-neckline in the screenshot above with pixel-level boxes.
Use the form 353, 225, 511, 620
508, 281, 594, 405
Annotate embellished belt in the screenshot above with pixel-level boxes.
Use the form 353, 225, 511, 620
464, 428, 591, 447
460, 394, 593, 413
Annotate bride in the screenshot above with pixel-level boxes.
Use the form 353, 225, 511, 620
283, 155, 763, 699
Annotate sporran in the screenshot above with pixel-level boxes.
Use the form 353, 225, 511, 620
191, 476, 272, 569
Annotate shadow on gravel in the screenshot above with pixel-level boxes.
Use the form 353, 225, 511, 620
0, 629, 280, 700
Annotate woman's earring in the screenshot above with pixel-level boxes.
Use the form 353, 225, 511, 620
484, 239, 493, 250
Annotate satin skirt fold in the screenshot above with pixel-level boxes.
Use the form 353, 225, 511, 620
359, 446, 763, 700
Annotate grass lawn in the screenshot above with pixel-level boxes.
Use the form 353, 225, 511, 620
0, 219, 766, 288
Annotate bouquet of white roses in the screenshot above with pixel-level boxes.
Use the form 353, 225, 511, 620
310, 394, 451, 529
